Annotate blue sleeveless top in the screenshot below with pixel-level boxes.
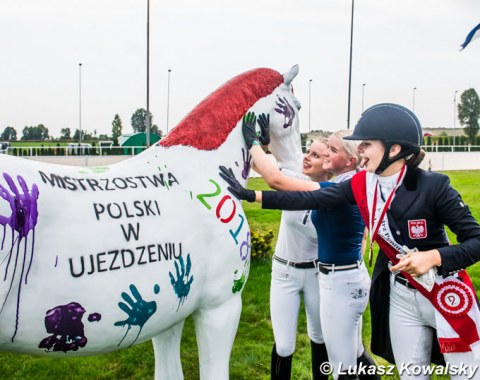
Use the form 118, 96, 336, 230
311, 181, 365, 265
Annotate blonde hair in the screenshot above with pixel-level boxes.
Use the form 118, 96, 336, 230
332, 130, 361, 168
311, 136, 329, 147
309, 137, 334, 180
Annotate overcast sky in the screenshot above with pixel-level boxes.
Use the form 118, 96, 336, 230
1, 0, 480, 139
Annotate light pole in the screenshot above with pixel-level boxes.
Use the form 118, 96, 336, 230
412, 87, 417, 112
453, 90, 458, 148
361, 83, 366, 112
453, 90, 458, 129
78, 63, 82, 144
146, 0, 151, 147
166, 69, 172, 133
308, 79, 312, 131
347, 0, 355, 129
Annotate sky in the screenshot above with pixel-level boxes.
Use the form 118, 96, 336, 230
1, 0, 480, 139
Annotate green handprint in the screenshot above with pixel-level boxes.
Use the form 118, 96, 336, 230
114, 284, 157, 347
169, 254, 194, 311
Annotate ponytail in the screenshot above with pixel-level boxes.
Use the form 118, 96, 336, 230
405, 149, 425, 169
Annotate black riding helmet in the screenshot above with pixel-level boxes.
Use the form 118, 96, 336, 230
344, 103, 423, 174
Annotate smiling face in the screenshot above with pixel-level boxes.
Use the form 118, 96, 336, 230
323, 134, 360, 176
358, 140, 406, 175
357, 140, 385, 173
302, 140, 329, 182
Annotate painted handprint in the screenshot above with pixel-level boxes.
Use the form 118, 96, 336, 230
275, 95, 296, 129
169, 254, 194, 311
241, 148, 251, 179
232, 259, 250, 294
38, 302, 88, 352
0, 172, 39, 341
115, 284, 157, 347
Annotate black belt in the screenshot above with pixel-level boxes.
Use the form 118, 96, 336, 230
273, 255, 317, 269
394, 274, 416, 290
395, 274, 415, 290
317, 259, 363, 275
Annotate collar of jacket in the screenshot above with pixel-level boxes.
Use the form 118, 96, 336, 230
403, 166, 419, 191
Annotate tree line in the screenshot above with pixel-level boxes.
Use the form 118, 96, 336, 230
3, 90, 480, 146
0, 108, 162, 145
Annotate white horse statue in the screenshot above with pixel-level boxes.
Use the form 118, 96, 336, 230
0, 65, 301, 379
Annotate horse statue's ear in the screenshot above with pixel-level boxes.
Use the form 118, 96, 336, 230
283, 64, 299, 86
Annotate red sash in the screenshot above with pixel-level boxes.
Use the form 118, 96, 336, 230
351, 170, 480, 354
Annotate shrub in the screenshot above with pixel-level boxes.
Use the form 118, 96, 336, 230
250, 229, 274, 260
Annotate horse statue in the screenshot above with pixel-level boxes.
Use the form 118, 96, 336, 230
0, 65, 301, 379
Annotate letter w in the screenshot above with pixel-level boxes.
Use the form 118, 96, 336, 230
121, 223, 140, 241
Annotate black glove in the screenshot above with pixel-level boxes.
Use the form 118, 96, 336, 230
219, 166, 256, 202
257, 113, 270, 146
242, 112, 259, 150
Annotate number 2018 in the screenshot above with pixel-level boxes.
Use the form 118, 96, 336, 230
197, 179, 250, 260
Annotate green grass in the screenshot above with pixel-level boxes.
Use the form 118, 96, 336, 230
0, 172, 479, 379
9, 142, 68, 147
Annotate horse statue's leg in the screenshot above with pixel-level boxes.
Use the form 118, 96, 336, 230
152, 320, 185, 380
193, 294, 242, 380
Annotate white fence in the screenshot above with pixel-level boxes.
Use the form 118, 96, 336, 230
2, 146, 480, 171
3, 145, 146, 157
1, 145, 147, 167
249, 151, 480, 177
420, 151, 480, 171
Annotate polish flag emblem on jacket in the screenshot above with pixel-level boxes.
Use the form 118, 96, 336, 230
408, 219, 427, 239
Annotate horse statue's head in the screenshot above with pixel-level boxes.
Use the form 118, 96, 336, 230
249, 65, 303, 173
157, 65, 302, 175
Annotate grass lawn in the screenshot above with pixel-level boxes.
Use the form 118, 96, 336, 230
0, 171, 479, 379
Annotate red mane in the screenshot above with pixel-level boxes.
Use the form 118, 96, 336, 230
158, 68, 284, 150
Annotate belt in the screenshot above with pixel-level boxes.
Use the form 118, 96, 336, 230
317, 259, 363, 275
394, 274, 416, 290
273, 255, 317, 269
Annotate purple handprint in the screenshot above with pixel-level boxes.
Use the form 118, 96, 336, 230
38, 302, 88, 352
0, 172, 39, 341
274, 95, 296, 129
241, 148, 251, 180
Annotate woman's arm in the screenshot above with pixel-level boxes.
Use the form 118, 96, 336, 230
249, 145, 319, 191
241, 111, 319, 192
431, 174, 480, 275
391, 173, 480, 277
219, 166, 355, 210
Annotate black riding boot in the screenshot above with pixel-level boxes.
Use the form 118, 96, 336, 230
270, 344, 293, 380
271, 344, 293, 380
310, 340, 329, 380
338, 375, 359, 380
357, 350, 381, 380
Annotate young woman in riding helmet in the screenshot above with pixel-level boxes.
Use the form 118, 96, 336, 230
221, 103, 480, 379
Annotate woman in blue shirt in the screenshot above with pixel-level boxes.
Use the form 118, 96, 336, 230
225, 115, 378, 380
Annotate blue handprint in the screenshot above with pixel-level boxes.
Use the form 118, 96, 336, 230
0, 173, 39, 341
274, 95, 296, 129
114, 284, 157, 347
169, 254, 194, 311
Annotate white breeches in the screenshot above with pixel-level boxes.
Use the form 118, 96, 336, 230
389, 274, 480, 380
319, 263, 370, 379
270, 259, 324, 357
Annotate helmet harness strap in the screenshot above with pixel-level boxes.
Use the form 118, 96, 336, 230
375, 142, 394, 174
375, 142, 418, 175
